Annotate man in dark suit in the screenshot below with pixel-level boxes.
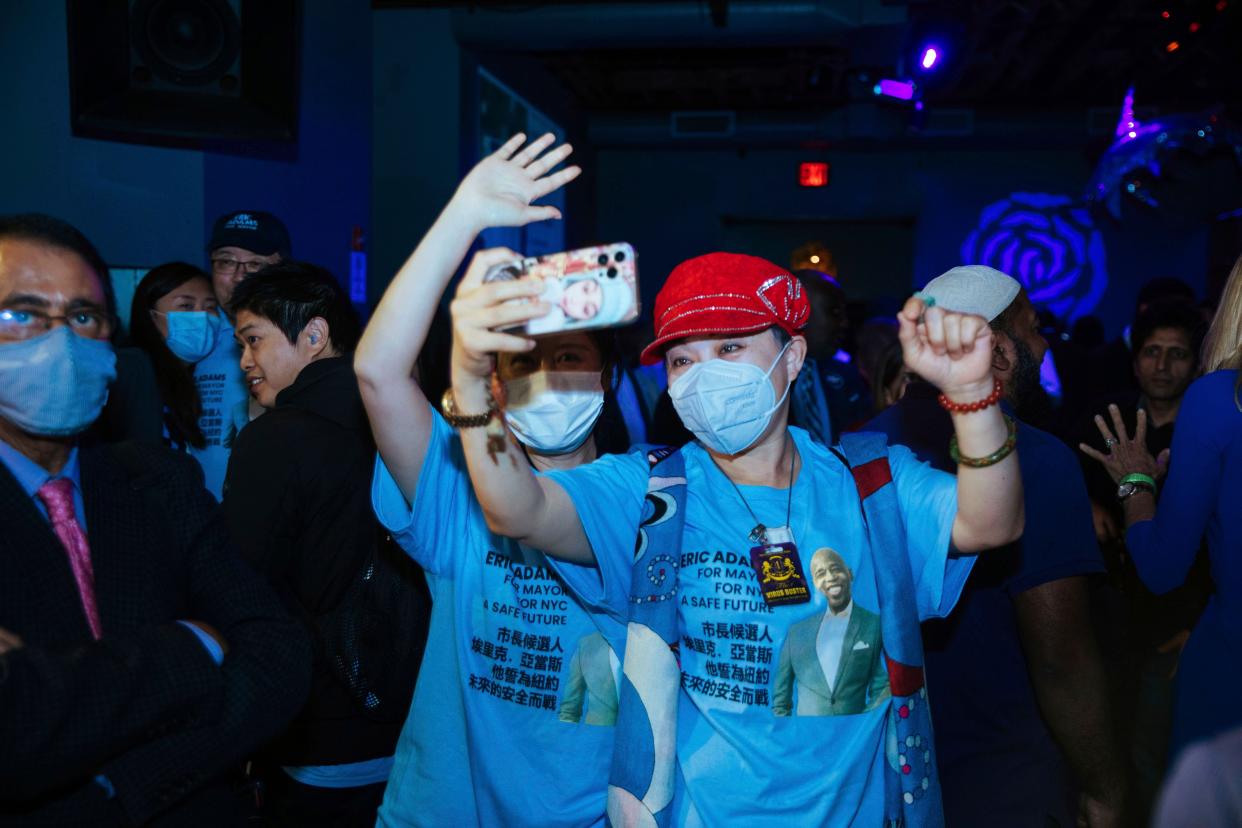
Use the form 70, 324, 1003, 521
0, 214, 310, 826
773, 547, 889, 717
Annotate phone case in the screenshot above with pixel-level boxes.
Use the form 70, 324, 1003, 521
482, 242, 639, 336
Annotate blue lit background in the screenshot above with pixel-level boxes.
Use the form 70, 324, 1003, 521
961, 193, 1109, 323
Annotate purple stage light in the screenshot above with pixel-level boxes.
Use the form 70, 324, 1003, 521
1114, 87, 1160, 144
920, 47, 940, 70
877, 79, 915, 100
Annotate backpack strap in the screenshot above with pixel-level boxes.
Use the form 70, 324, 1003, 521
608, 447, 685, 828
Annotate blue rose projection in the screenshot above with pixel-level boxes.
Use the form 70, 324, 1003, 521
960, 192, 1108, 322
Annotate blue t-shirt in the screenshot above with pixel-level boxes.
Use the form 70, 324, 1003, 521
371, 408, 625, 828
189, 321, 249, 500
546, 426, 968, 826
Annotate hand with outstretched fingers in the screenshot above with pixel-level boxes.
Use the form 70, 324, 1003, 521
1078, 405, 1169, 485
450, 132, 581, 234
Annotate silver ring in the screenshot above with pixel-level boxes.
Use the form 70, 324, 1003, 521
1104, 437, 1117, 448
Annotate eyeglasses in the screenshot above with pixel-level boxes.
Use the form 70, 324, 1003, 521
211, 257, 270, 276
0, 307, 115, 341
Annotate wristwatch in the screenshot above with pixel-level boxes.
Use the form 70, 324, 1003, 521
441, 388, 497, 429
1116, 479, 1156, 501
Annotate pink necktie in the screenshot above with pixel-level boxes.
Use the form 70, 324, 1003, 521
36, 478, 102, 639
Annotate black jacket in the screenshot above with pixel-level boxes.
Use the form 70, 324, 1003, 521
0, 441, 311, 826
222, 356, 429, 766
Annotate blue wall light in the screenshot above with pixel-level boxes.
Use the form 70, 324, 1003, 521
961, 193, 1109, 323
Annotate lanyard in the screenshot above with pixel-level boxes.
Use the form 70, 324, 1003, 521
716, 437, 797, 545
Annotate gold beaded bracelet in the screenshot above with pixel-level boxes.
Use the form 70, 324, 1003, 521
949, 414, 1018, 468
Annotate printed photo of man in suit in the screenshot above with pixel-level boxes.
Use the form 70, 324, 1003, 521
558, 632, 620, 726
773, 547, 890, 717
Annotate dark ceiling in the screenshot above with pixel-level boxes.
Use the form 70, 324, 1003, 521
380, 0, 1242, 116
540, 47, 853, 112
921, 0, 1242, 111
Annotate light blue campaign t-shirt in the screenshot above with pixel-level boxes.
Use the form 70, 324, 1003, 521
546, 427, 971, 827
371, 407, 626, 828
189, 320, 249, 500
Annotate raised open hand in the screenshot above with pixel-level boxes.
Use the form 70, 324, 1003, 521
1078, 405, 1169, 484
897, 296, 995, 400
451, 133, 582, 233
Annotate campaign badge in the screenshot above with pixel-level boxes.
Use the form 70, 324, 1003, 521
748, 542, 811, 607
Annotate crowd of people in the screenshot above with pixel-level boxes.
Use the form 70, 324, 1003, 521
1, 132, 1239, 827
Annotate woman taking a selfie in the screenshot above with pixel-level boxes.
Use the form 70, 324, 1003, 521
355, 133, 630, 826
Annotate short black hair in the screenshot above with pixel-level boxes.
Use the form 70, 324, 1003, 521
771, 326, 792, 346
1136, 277, 1195, 316
586, 329, 620, 388
0, 213, 117, 318
990, 306, 1016, 337
989, 290, 1028, 339
229, 261, 361, 353
1132, 298, 1206, 363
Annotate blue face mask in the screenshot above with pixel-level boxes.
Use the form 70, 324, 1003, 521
0, 327, 117, 437
162, 310, 224, 363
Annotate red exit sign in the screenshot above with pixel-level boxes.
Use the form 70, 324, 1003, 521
799, 162, 830, 187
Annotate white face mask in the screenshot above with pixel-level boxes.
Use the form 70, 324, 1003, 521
504, 370, 605, 455
668, 342, 792, 455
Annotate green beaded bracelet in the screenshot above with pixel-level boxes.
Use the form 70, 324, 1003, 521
949, 414, 1018, 468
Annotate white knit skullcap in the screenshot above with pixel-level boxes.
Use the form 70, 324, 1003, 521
920, 265, 1021, 322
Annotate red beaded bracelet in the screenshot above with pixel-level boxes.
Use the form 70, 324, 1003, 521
938, 377, 1003, 414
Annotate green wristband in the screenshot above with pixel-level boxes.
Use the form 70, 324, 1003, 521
1120, 472, 1156, 493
